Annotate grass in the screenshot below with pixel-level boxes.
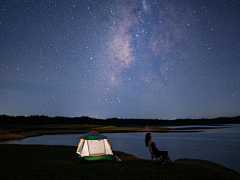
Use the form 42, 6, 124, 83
0, 144, 239, 180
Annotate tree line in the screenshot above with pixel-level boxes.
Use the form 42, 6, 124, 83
0, 114, 240, 126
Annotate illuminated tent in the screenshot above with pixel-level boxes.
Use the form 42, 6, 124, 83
75, 130, 115, 162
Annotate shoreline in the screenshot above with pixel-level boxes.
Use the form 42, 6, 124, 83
1, 129, 199, 142
0, 125, 227, 142
1, 126, 240, 176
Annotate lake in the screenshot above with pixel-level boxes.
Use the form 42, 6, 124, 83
1, 124, 240, 173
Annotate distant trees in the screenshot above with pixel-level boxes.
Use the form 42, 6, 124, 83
0, 114, 240, 126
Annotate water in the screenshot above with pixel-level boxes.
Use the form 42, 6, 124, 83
1, 124, 240, 173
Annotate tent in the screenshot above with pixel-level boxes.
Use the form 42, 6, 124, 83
75, 130, 115, 162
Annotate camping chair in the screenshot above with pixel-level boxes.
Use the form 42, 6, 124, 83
151, 153, 163, 165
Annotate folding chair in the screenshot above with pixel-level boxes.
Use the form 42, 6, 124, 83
151, 154, 163, 164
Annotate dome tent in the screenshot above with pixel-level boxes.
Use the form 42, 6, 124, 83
75, 130, 115, 162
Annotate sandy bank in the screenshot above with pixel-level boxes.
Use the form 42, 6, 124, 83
0, 125, 227, 142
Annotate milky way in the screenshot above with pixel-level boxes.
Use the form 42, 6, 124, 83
0, 0, 240, 119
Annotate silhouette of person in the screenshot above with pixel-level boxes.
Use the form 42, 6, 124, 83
145, 132, 173, 164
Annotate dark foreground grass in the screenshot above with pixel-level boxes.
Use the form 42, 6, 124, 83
0, 144, 239, 180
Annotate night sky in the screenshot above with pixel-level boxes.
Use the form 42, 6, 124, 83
1, 0, 240, 120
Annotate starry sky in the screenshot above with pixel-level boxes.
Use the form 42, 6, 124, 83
1, 0, 240, 120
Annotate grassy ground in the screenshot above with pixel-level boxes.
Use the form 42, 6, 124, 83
0, 144, 239, 180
